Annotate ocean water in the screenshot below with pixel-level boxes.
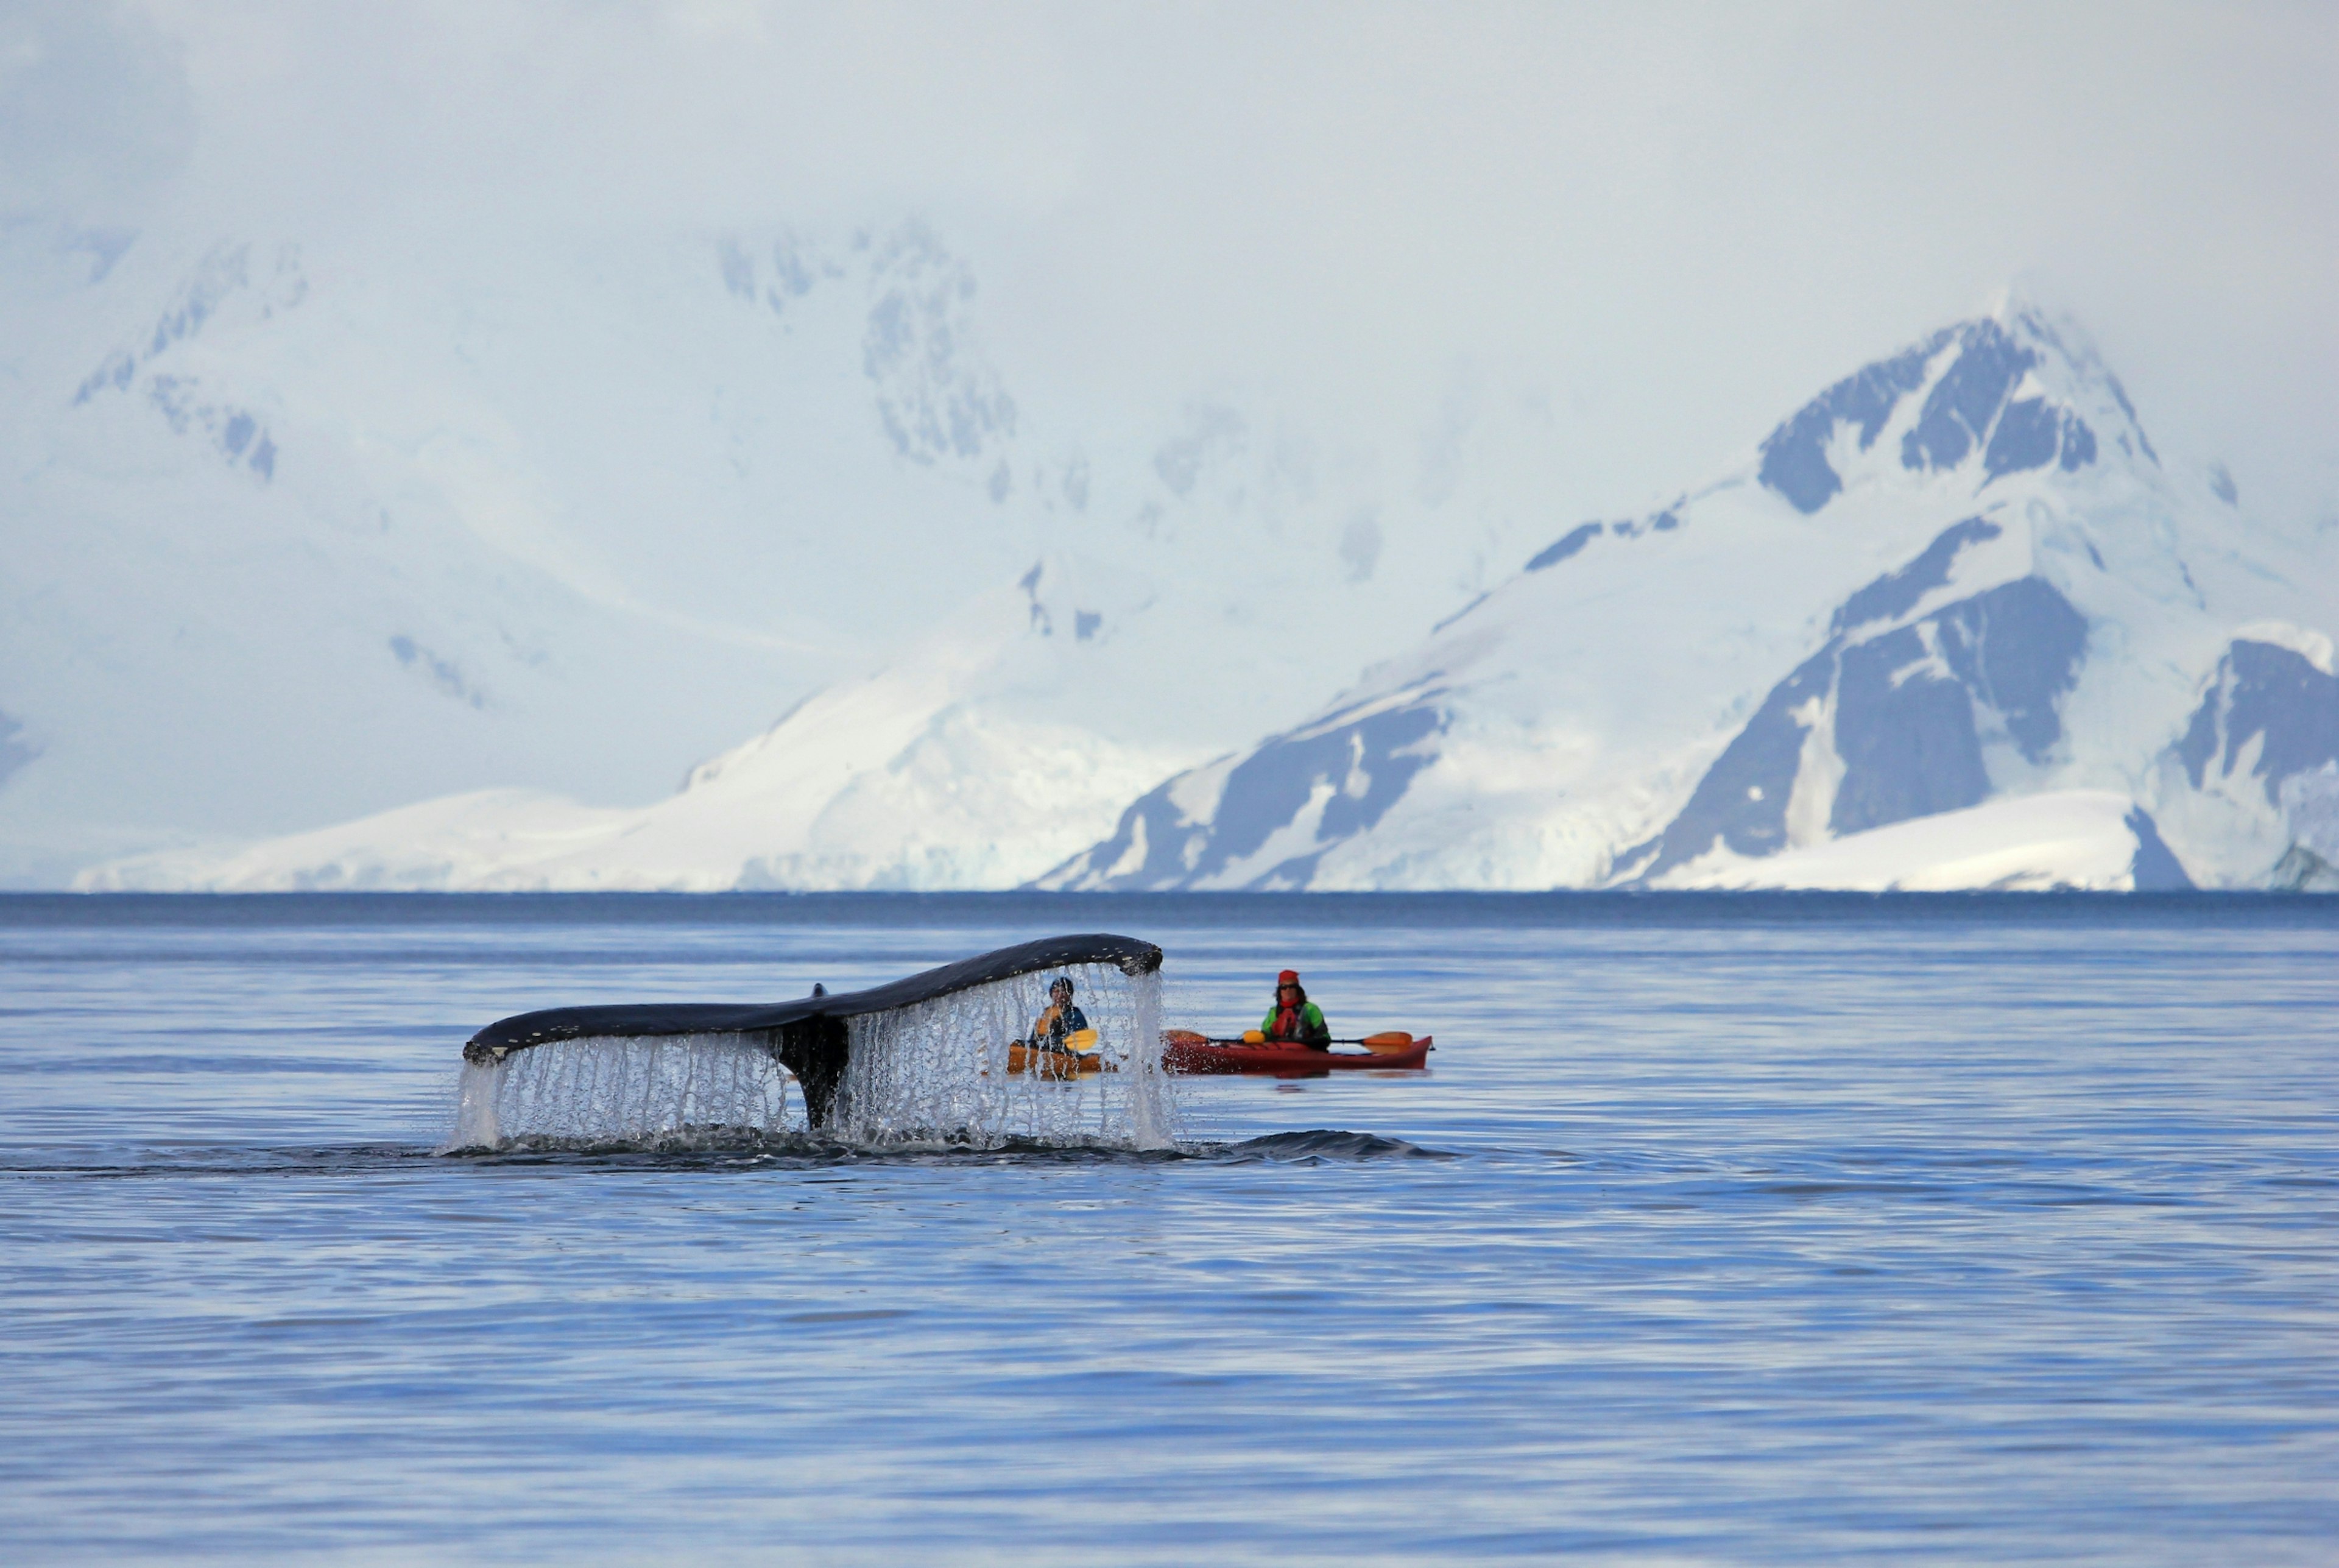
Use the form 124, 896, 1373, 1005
3, 892, 2335, 1564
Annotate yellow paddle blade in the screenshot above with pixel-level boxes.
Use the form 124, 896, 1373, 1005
1361, 1031, 1416, 1054
1067, 1028, 1099, 1053
1241, 1029, 1266, 1044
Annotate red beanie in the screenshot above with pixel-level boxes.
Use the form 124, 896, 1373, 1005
1277, 970, 1299, 985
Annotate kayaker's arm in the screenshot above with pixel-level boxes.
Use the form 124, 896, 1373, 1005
1262, 1001, 1333, 1048
1300, 1001, 1332, 1050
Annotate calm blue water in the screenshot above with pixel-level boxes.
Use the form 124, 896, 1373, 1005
4, 893, 2336, 1563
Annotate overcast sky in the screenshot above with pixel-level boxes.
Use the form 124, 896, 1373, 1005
12, 0, 2338, 524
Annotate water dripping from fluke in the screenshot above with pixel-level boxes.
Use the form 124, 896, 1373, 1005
442, 934, 1179, 1156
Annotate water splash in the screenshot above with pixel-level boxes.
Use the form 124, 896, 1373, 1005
839, 962, 1174, 1150
444, 963, 1176, 1153
445, 1032, 794, 1152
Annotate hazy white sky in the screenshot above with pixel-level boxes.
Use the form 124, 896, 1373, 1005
13, 0, 2338, 521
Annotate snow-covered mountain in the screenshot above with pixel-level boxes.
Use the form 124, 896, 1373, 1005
80, 570, 1191, 891
5, 213, 1561, 886
1043, 300, 2339, 891
54, 270, 2339, 893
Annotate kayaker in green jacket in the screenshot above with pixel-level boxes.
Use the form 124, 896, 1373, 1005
1262, 969, 1332, 1049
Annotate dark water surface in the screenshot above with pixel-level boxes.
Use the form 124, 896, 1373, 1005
3, 894, 2335, 1563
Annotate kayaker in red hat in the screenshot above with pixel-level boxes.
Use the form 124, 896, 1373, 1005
1262, 970, 1332, 1050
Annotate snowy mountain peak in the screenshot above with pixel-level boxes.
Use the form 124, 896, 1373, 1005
1045, 297, 2337, 893
1754, 300, 2153, 518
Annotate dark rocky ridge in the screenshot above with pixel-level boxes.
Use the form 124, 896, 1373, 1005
1626, 517, 2090, 883
2176, 641, 2339, 805
1759, 318, 2098, 514
1039, 697, 1444, 890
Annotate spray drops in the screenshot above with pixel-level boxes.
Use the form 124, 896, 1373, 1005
445, 962, 1176, 1154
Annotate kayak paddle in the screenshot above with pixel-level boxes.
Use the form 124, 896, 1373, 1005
1163, 1029, 1425, 1054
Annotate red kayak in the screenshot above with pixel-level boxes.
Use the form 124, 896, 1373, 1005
1160, 1031, 1433, 1076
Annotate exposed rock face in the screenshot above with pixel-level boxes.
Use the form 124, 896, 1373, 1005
71, 240, 300, 483
2269, 845, 2339, 892
1756, 319, 2103, 515
1040, 696, 1445, 891
2125, 808, 2196, 891
2269, 764, 2339, 891
1757, 329, 1950, 513
860, 224, 1018, 472
1625, 517, 2090, 882
2175, 642, 2339, 806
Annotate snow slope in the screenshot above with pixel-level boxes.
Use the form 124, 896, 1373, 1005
1045, 297, 2339, 891
1657, 790, 2186, 892
5, 212, 1564, 886
82, 577, 1187, 891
